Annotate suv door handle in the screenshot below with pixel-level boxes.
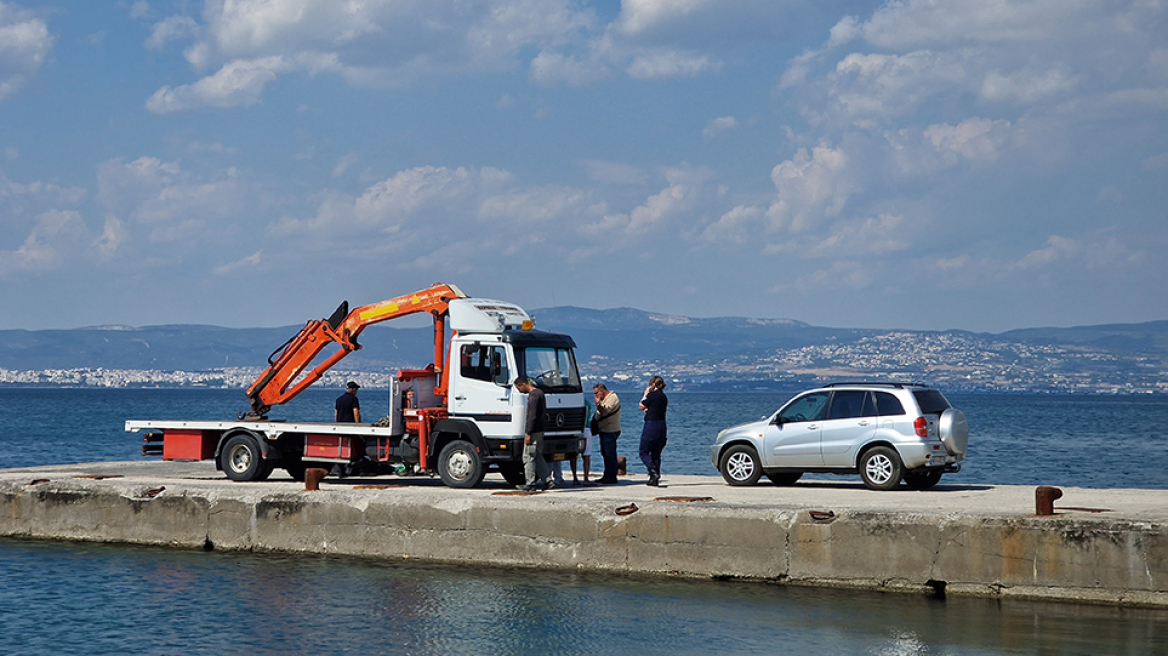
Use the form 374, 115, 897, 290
858, 420, 870, 426
454, 395, 467, 400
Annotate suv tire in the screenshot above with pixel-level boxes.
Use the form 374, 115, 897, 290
720, 445, 763, 486
859, 446, 903, 491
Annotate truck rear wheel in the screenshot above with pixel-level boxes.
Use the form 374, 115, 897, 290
220, 434, 272, 482
437, 440, 485, 488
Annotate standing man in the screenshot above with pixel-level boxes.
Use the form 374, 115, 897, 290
514, 377, 552, 491
335, 381, 361, 423
593, 383, 622, 484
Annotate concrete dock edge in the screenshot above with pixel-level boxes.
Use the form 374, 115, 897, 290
1, 462, 1165, 609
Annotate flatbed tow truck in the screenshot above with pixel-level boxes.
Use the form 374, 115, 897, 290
126, 283, 586, 488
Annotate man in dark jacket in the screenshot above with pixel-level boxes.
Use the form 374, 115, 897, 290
514, 377, 552, 491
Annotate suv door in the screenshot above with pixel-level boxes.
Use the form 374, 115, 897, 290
762, 392, 828, 467
820, 390, 878, 467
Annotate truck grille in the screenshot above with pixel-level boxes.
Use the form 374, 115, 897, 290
545, 406, 585, 432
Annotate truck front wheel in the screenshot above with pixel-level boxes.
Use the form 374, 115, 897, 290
220, 434, 272, 482
437, 440, 485, 488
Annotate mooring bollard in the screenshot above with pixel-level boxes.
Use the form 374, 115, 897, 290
1036, 485, 1063, 516
305, 468, 328, 491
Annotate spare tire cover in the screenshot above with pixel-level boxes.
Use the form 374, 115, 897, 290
939, 408, 968, 456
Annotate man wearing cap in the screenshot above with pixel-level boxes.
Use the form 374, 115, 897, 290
335, 381, 362, 423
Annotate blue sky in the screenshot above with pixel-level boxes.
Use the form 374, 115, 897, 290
1, 0, 1165, 333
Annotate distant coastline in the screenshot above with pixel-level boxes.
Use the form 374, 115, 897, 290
1, 367, 1162, 395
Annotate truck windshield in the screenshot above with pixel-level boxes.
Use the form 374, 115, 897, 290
520, 347, 582, 392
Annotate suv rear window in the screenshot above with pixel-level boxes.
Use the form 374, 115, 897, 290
912, 389, 951, 414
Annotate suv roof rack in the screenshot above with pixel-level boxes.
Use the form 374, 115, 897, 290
822, 381, 928, 389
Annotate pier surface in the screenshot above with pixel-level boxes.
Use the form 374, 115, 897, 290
2, 461, 1165, 608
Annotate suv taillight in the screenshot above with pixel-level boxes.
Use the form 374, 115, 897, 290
914, 417, 928, 438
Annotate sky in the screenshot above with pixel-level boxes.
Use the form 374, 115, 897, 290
1, 0, 1165, 334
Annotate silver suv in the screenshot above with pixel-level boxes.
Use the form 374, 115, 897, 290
709, 383, 967, 491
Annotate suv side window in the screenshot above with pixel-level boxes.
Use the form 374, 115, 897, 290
828, 391, 874, 419
875, 392, 905, 416
778, 392, 828, 423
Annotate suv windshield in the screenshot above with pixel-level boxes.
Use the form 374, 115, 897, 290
912, 389, 952, 414
519, 347, 582, 393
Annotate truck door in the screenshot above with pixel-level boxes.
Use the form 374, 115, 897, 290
449, 343, 515, 439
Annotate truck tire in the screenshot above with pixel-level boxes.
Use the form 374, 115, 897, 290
283, 458, 307, 482
437, 440, 485, 488
220, 434, 272, 482
497, 462, 527, 487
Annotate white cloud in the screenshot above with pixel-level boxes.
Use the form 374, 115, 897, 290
702, 116, 737, 140
149, 0, 598, 109
0, 2, 53, 103
0, 210, 90, 276
766, 144, 853, 233
96, 156, 253, 243
614, 0, 713, 36
145, 15, 197, 51
625, 49, 719, 79
923, 117, 1011, 162
146, 56, 291, 112
213, 250, 262, 276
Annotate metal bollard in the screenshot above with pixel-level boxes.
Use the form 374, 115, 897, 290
1035, 486, 1063, 516
305, 468, 328, 491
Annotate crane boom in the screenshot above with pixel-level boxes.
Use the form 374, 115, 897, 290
244, 283, 467, 418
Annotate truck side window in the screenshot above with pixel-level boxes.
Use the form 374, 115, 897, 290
459, 345, 508, 383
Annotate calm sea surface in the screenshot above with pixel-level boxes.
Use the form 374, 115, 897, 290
2, 388, 1167, 654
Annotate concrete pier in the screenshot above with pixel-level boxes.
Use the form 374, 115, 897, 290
2, 461, 1165, 608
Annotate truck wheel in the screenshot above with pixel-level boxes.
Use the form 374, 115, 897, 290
903, 469, 943, 490
283, 458, 308, 482
497, 462, 527, 487
859, 446, 903, 491
719, 445, 762, 486
220, 434, 270, 482
437, 441, 485, 488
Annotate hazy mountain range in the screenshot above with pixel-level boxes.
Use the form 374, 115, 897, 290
1, 308, 1165, 392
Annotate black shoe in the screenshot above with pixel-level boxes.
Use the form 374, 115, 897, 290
544, 480, 556, 491
647, 471, 660, 487
596, 478, 617, 485
519, 484, 538, 492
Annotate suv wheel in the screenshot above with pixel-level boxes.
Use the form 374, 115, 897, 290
720, 445, 763, 486
859, 446, 903, 491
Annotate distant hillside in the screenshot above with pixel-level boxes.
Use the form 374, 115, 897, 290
1, 310, 1166, 393
1001, 320, 1168, 355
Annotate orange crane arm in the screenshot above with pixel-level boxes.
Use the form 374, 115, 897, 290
244, 283, 467, 418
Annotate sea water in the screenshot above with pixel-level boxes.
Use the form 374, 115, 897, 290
2, 388, 1167, 654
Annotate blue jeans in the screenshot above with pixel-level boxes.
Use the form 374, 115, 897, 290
639, 420, 667, 474
598, 431, 620, 481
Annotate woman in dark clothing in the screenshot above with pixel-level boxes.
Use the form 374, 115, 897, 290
638, 375, 668, 486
